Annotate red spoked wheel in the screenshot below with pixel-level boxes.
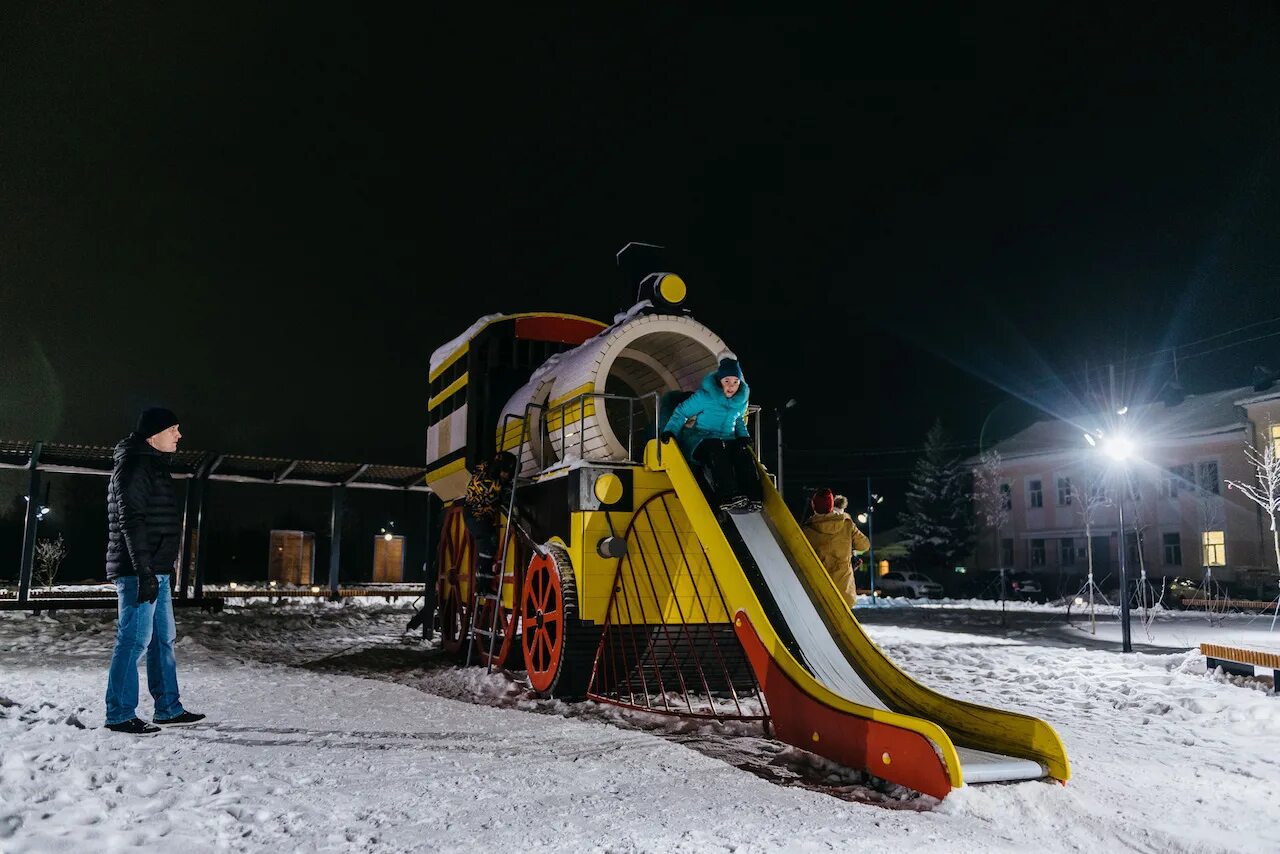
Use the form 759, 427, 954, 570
521, 544, 597, 698
436, 506, 474, 660
472, 527, 523, 669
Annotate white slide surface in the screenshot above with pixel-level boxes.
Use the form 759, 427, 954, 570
729, 511, 1046, 784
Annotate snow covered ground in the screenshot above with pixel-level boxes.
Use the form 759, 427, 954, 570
2, 597, 1279, 853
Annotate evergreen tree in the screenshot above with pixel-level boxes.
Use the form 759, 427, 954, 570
901, 420, 973, 572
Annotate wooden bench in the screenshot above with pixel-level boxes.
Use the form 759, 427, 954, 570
1182, 597, 1280, 612
1200, 643, 1280, 694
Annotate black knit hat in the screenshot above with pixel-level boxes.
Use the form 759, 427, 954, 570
714, 357, 742, 381
493, 451, 518, 475
136, 407, 179, 439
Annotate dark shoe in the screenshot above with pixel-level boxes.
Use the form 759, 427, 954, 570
105, 717, 161, 735
154, 711, 206, 726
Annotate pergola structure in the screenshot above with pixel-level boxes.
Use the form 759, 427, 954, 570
0, 439, 432, 611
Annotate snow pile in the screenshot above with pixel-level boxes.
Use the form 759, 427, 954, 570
3, 601, 1280, 852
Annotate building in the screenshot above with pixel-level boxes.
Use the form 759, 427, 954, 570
973, 382, 1280, 597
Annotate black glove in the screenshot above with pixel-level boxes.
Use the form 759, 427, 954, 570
660, 431, 675, 443
137, 570, 160, 605
734, 435, 750, 448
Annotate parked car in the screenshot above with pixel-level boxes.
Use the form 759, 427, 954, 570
1008, 572, 1044, 601
966, 569, 1045, 601
876, 571, 944, 599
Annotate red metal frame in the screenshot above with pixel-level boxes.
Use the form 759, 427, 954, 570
732, 610, 953, 800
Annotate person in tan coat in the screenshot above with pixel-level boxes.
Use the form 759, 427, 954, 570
802, 488, 870, 606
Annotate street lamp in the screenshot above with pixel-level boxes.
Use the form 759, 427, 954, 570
858, 488, 884, 603
1085, 427, 1135, 653
775, 399, 798, 498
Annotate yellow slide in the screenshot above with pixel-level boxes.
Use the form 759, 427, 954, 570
647, 439, 1070, 799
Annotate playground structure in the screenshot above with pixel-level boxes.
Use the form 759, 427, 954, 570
425, 261, 1070, 799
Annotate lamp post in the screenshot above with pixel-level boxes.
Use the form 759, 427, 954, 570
775, 398, 797, 499
858, 484, 884, 604
1085, 428, 1134, 653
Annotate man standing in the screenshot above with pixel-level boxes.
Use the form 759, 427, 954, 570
803, 488, 871, 607
104, 407, 204, 734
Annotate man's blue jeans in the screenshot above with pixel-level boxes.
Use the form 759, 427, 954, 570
105, 574, 185, 725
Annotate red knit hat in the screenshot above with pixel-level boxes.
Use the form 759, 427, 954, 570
811, 488, 834, 514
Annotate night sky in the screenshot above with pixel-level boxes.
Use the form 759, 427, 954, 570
4, 5, 1280, 490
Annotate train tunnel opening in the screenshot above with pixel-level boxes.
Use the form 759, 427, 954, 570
599, 330, 721, 460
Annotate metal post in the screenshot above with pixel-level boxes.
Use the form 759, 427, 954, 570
775, 410, 784, 500
328, 485, 345, 601
16, 442, 43, 604
1117, 481, 1132, 652
422, 492, 436, 639
866, 477, 876, 605
176, 465, 200, 600
192, 467, 210, 600
655, 393, 662, 465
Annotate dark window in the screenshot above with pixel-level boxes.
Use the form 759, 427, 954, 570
1126, 531, 1144, 564
1029, 480, 1043, 508
1059, 538, 1077, 565
1163, 533, 1181, 566
1001, 538, 1014, 566
1197, 461, 1220, 495
1057, 477, 1072, 506
1030, 539, 1046, 567
1000, 483, 1012, 511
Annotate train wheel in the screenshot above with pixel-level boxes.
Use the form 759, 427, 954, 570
436, 506, 473, 661
472, 526, 522, 669
521, 544, 599, 698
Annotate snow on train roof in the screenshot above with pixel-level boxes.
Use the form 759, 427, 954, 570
429, 313, 505, 377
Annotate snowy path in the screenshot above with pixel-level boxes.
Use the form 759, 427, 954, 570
2, 601, 1278, 852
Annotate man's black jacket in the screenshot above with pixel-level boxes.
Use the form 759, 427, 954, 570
106, 434, 181, 580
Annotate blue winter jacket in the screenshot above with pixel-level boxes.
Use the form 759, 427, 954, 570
662, 370, 750, 457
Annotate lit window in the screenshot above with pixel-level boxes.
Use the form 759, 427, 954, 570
1272, 424, 1280, 457
1201, 530, 1225, 567
1028, 480, 1043, 508
1057, 477, 1072, 506
1163, 532, 1181, 565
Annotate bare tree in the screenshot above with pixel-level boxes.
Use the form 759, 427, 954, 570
972, 450, 1011, 621
1070, 467, 1111, 634
35, 534, 67, 590
973, 450, 1010, 568
1121, 475, 1164, 638
1194, 486, 1228, 624
1226, 432, 1280, 629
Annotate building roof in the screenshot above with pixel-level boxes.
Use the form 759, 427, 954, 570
985, 384, 1280, 463
0, 440, 431, 491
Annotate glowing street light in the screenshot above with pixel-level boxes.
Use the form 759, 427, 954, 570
1104, 435, 1134, 462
